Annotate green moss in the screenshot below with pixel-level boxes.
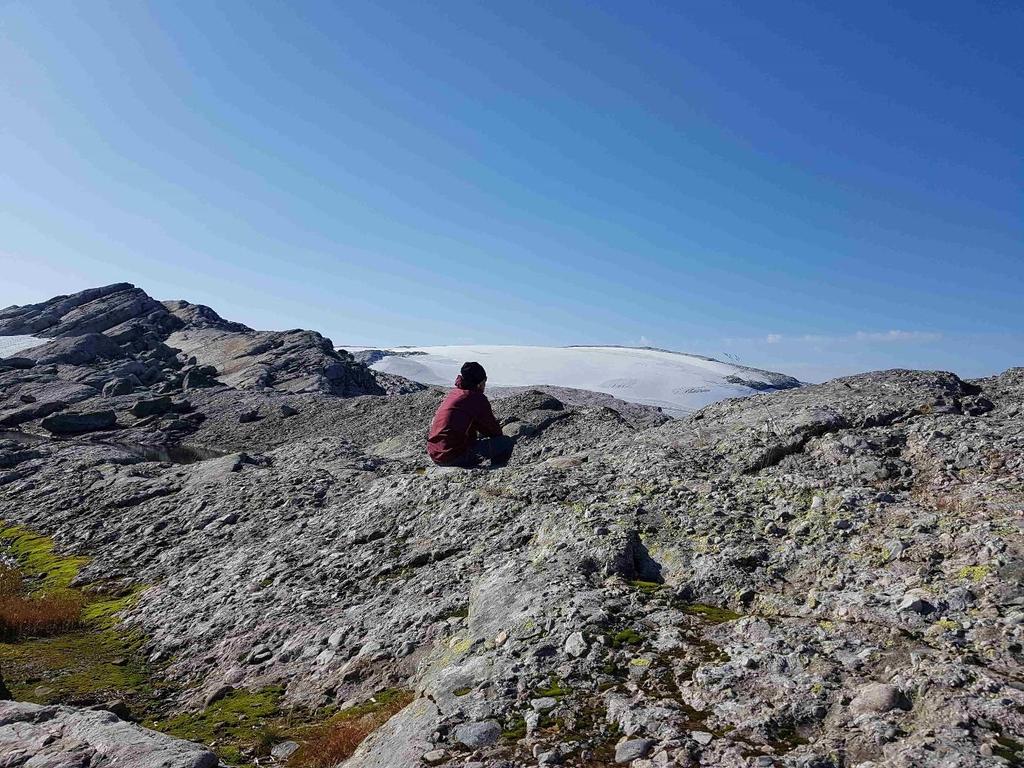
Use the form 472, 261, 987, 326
610, 629, 644, 647
993, 733, 1023, 765
443, 605, 469, 620
957, 565, 990, 583
152, 686, 285, 763
81, 586, 145, 629
453, 686, 472, 697
682, 603, 742, 623
628, 579, 664, 593
534, 677, 570, 698
0, 524, 89, 593
501, 714, 527, 741
326, 688, 412, 723
0, 523, 156, 712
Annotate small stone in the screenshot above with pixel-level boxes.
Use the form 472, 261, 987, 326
280, 404, 299, 418
898, 590, 935, 615
615, 738, 655, 763
849, 683, 910, 715
422, 750, 447, 765
525, 711, 540, 734
247, 646, 273, 664
204, 685, 234, 706
182, 368, 217, 390
95, 700, 131, 720
454, 720, 502, 749
494, 630, 509, 646
531, 696, 557, 712
271, 741, 300, 760
690, 731, 714, 746
102, 377, 135, 397
564, 631, 587, 657
327, 626, 348, 651
396, 640, 416, 657
130, 396, 173, 418
239, 409, 262, 424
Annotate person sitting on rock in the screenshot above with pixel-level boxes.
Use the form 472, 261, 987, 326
427, 362, 513, 468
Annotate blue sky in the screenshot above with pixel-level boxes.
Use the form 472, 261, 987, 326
1, 0, 1021, 382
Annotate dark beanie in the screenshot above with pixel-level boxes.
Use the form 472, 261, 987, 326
460, 361, 487, 388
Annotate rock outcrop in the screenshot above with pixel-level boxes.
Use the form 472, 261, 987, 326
0, 284, 384, 433
0, 700, 216, 767
0, 286, 1021, 768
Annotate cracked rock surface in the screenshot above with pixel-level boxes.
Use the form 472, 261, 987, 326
0, 700, 217, 767
1, 286, 1023, 768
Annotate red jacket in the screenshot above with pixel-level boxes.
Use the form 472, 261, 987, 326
427, 375, 503, 464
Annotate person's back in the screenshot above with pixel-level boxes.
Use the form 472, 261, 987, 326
427, 362, 513, 467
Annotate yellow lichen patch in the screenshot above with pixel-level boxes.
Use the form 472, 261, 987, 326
957, 565, 990, 583
681, 604, 742, 623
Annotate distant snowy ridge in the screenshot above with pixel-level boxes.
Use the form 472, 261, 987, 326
0, 335, 44, 357
343, 344, 800, 417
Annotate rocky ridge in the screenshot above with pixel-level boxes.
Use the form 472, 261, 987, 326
0, 286, 1022, 768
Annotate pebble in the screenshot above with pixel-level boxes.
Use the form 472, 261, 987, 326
270, 741, 299, 760
849, 683, 909, 715
454, 720, 502, 749
615, 738, 655, 763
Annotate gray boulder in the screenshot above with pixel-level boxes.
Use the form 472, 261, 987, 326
0, 700, 217, 767
130, 397, 174, 418
454, 719, 502, 748
103, 376, 137, 397
41, 410, 116, 434
849, 683, 911, 715
615, 738, 655, 762
22, 333, 124, 366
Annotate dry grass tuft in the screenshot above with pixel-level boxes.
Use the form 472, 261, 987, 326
288, 690, 414, 767
0, 564, 84, 640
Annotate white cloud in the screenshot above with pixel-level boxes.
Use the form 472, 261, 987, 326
748, 330, 943, 346
853, 330, 943, 343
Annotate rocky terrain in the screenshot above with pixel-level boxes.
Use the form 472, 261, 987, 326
0, 285, 1022, 768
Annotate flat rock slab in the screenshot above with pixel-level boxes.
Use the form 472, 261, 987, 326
41, 410, 116, 434
0, 700, 217, 768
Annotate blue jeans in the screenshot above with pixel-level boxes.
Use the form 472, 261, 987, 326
449, 435, 514, 467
